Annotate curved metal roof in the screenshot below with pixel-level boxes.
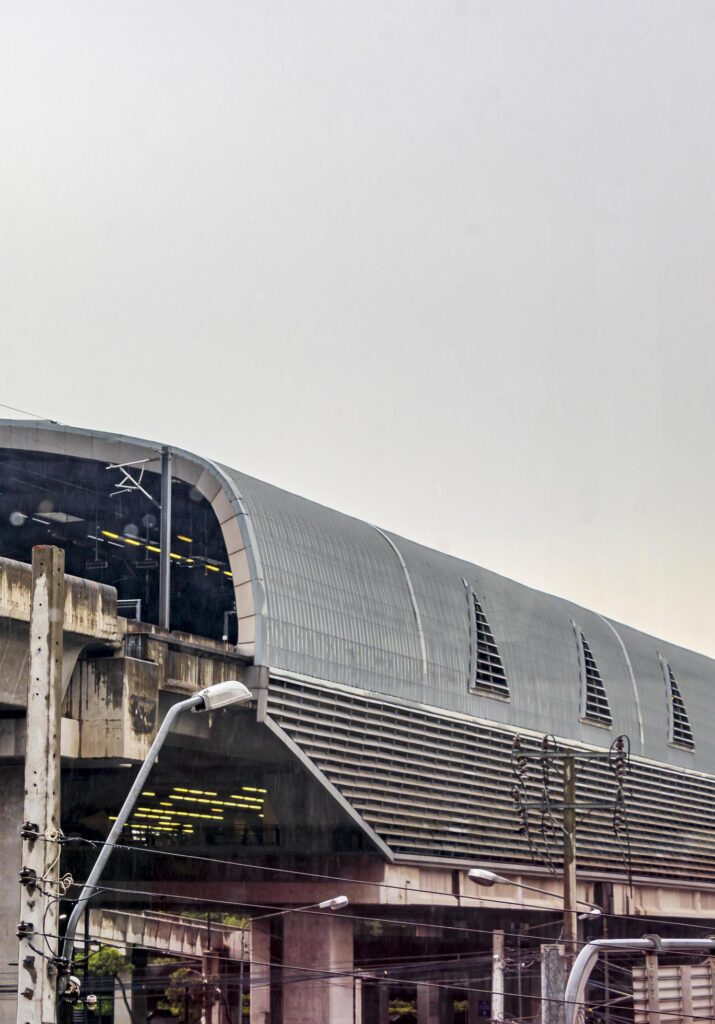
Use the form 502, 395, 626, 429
1, 420, 713, 772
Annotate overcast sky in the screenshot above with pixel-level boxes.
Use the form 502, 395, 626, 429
1, 1, 714, 656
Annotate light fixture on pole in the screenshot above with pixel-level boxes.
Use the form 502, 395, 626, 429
60, 681, 253, 969
236, 896, 350, 1008
468, 868, 602, 919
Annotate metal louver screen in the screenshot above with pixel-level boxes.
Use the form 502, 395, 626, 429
267, 676, 715, 882
472, 595, 509, 696
668, 666, 695, 748
581, 633, 612, 725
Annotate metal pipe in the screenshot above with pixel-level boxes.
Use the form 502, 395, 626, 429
564, 938, 715, 1024
159, 446, 172, 629
62, 692, 204, 963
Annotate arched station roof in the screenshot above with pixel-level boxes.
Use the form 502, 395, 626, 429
1, 419, 713, 773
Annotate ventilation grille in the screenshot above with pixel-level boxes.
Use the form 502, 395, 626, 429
667, 665, 695, 748
581, 633, 612, 725
267, 676, 715, 882
471, 595, 509, 696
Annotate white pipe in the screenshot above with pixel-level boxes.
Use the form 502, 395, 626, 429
564, 938, 715, 1024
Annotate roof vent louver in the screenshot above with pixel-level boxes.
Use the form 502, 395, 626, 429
665, 663, 695, 749
579, 631, 612, 726
470, 594, 509, 697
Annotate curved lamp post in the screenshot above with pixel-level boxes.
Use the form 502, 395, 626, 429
61, 680, 253, 965
468, 868, 602, 919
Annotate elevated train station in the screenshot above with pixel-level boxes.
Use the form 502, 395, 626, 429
1, 419, 715, 1024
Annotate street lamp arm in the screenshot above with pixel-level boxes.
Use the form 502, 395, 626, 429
62, 693, 204, 963
62, 682, 252, 965
468, 868, 601, 916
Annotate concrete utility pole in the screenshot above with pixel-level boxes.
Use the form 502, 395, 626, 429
16, 547, 65, 1024
491, 928, 505, 1023
540, 944, 565, 1024
562, 755, 578, 963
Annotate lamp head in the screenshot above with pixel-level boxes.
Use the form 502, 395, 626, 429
318, 896, 349, 910
193, 680, 253, 712
468, 868, 507, 888
578, 907, 602, 920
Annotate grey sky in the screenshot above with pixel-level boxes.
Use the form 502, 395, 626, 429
1, 2, 714, 655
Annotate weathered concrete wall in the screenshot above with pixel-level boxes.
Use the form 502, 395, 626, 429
65, 656, 161, 761
0, 556, 121, 644
0, 556, 122, 708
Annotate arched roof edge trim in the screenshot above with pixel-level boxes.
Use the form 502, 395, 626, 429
0, 420, 267, 662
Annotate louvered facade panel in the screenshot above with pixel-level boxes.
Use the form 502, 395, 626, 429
667, 665, 695, 749
267, 677, 715, 882
470, 594, 509, 697
580, 632, 612, 725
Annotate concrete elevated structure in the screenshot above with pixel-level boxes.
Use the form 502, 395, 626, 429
2, 420, 715, 1023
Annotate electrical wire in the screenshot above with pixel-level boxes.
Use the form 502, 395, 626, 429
0, 401, 57, 421
49, 831, 715, 940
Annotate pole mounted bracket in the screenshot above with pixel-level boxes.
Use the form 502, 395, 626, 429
20, 822, 40, 841
642, 934, 663, 951
19, 867, 38, 889
16, 922, 34, 940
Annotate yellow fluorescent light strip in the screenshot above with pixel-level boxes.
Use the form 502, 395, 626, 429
94, 533, 227, 575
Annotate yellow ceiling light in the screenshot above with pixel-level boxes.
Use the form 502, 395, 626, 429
142, 791, 155, 797
123, 537, 142, 547
146, 545, 161, 554
101, 530, 120, 540
174, 787, 189, 792
205, 564, 220, 572
177, 535, 193, 543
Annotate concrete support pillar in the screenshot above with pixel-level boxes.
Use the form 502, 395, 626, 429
360, 976, 389, 1023
417, 981, 450, 1024
250, 920, 271, 1024
281, 913, 353, 1024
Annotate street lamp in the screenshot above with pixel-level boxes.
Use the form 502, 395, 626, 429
236, 896, 350, 1009
468, 868, 602, 919
61, 681, 253, 966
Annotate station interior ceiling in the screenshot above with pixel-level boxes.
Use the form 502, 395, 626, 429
0, 448, 235, 640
